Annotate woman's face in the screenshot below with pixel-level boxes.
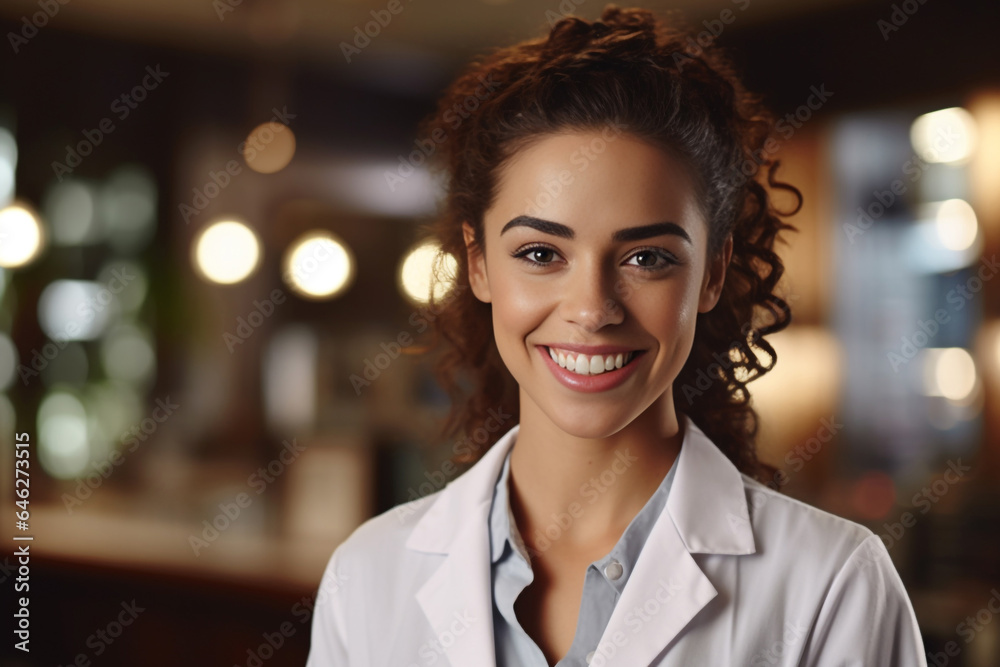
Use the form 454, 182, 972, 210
464, 129, 732, 438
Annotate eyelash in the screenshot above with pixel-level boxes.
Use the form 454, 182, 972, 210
510, 243, 679, 271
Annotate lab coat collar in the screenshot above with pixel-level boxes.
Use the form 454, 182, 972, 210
404, 412, 757, 667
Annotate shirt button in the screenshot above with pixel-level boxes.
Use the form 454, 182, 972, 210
604, 559, 623, 580
586, 650, 595, 663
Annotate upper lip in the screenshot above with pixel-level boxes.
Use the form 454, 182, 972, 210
540, 343, 643, 355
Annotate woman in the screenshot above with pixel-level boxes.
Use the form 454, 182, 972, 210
308, 6, 927, 666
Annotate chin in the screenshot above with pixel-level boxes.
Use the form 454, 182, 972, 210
544, 407, 635, 440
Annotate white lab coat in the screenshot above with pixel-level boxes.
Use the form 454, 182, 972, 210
306, 414, 927, 666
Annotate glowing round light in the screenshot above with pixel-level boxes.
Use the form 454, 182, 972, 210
100, 323, 156, 385
910, 107, 977, 164
37, 280, 113, 341
282, 231, 354, 299
398, 240, 458, 304
0, 203, 44, 268
933, 199, 978, 251
99, 164, 157, 253
243, 121, 296, 174
37, 390, 90, 479
193, 219, 261, 285
96, 259, 147, 313
924, 348, 976, 401
44, 178, 98, 245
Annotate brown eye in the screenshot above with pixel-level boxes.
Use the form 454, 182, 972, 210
634, 251, 658, 267
511, 244, 561, 267
625, 248, 677, 271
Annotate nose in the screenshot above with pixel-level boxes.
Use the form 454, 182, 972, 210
558, 256, 624, 332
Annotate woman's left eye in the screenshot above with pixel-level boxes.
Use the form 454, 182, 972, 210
625, 249, 677, 270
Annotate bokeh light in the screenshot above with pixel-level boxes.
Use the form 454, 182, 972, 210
398, 240, 457, 304
933, 199, 978, 251
923, 347, 977, 401
282, 231, 354, 299
44, 178, 99, 246
100, 322, 156, 386
0, 202, 44, 268
910, 106, 977, 164
37, 279, 114, 341
192, 219, 261, 285
243, 121, 296, 174
99, 164, 158, 254
37, 389, 90, 479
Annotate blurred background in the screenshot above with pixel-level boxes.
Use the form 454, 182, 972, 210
0, 0, 998, 664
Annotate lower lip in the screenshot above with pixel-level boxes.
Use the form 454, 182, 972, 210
537, 345, 645, 393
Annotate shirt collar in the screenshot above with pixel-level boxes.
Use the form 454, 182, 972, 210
405, 411, 755, 558
488, 432, 679, 571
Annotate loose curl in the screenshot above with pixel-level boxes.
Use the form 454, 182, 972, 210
411, 5, 800, 486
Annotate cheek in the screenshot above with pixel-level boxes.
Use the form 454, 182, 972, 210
489, 272, 549, 345
627, 276, 703, 364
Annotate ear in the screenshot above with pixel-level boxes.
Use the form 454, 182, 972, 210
462, 222, 492, 303
698, 233, 732, 313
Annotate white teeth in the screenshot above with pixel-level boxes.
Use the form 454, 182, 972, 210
548, 347, 638, 376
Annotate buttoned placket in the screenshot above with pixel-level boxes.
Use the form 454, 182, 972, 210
489, 447, 678, 667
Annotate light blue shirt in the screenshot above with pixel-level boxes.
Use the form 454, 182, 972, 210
488, 444, 678, 666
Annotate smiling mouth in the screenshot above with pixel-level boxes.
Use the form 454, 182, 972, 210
545, 346, 645, 376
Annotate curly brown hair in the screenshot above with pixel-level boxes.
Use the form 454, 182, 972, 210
410, 4, 800, 486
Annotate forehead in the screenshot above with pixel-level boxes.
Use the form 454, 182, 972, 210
488, 130, 705, 239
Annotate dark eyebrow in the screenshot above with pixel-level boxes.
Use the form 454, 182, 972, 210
499, 215, 692, 244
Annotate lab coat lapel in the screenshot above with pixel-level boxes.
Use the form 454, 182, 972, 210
404, 414, 756, 667
597, 414, 757, 667
406, 425, 520, 667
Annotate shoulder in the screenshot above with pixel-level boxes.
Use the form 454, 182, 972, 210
738, 473, 877, 566
328, 487, 445, 569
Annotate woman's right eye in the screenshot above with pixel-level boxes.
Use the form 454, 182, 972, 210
511, 244, 560, 266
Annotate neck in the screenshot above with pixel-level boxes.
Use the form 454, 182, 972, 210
507, 390, 683, 560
